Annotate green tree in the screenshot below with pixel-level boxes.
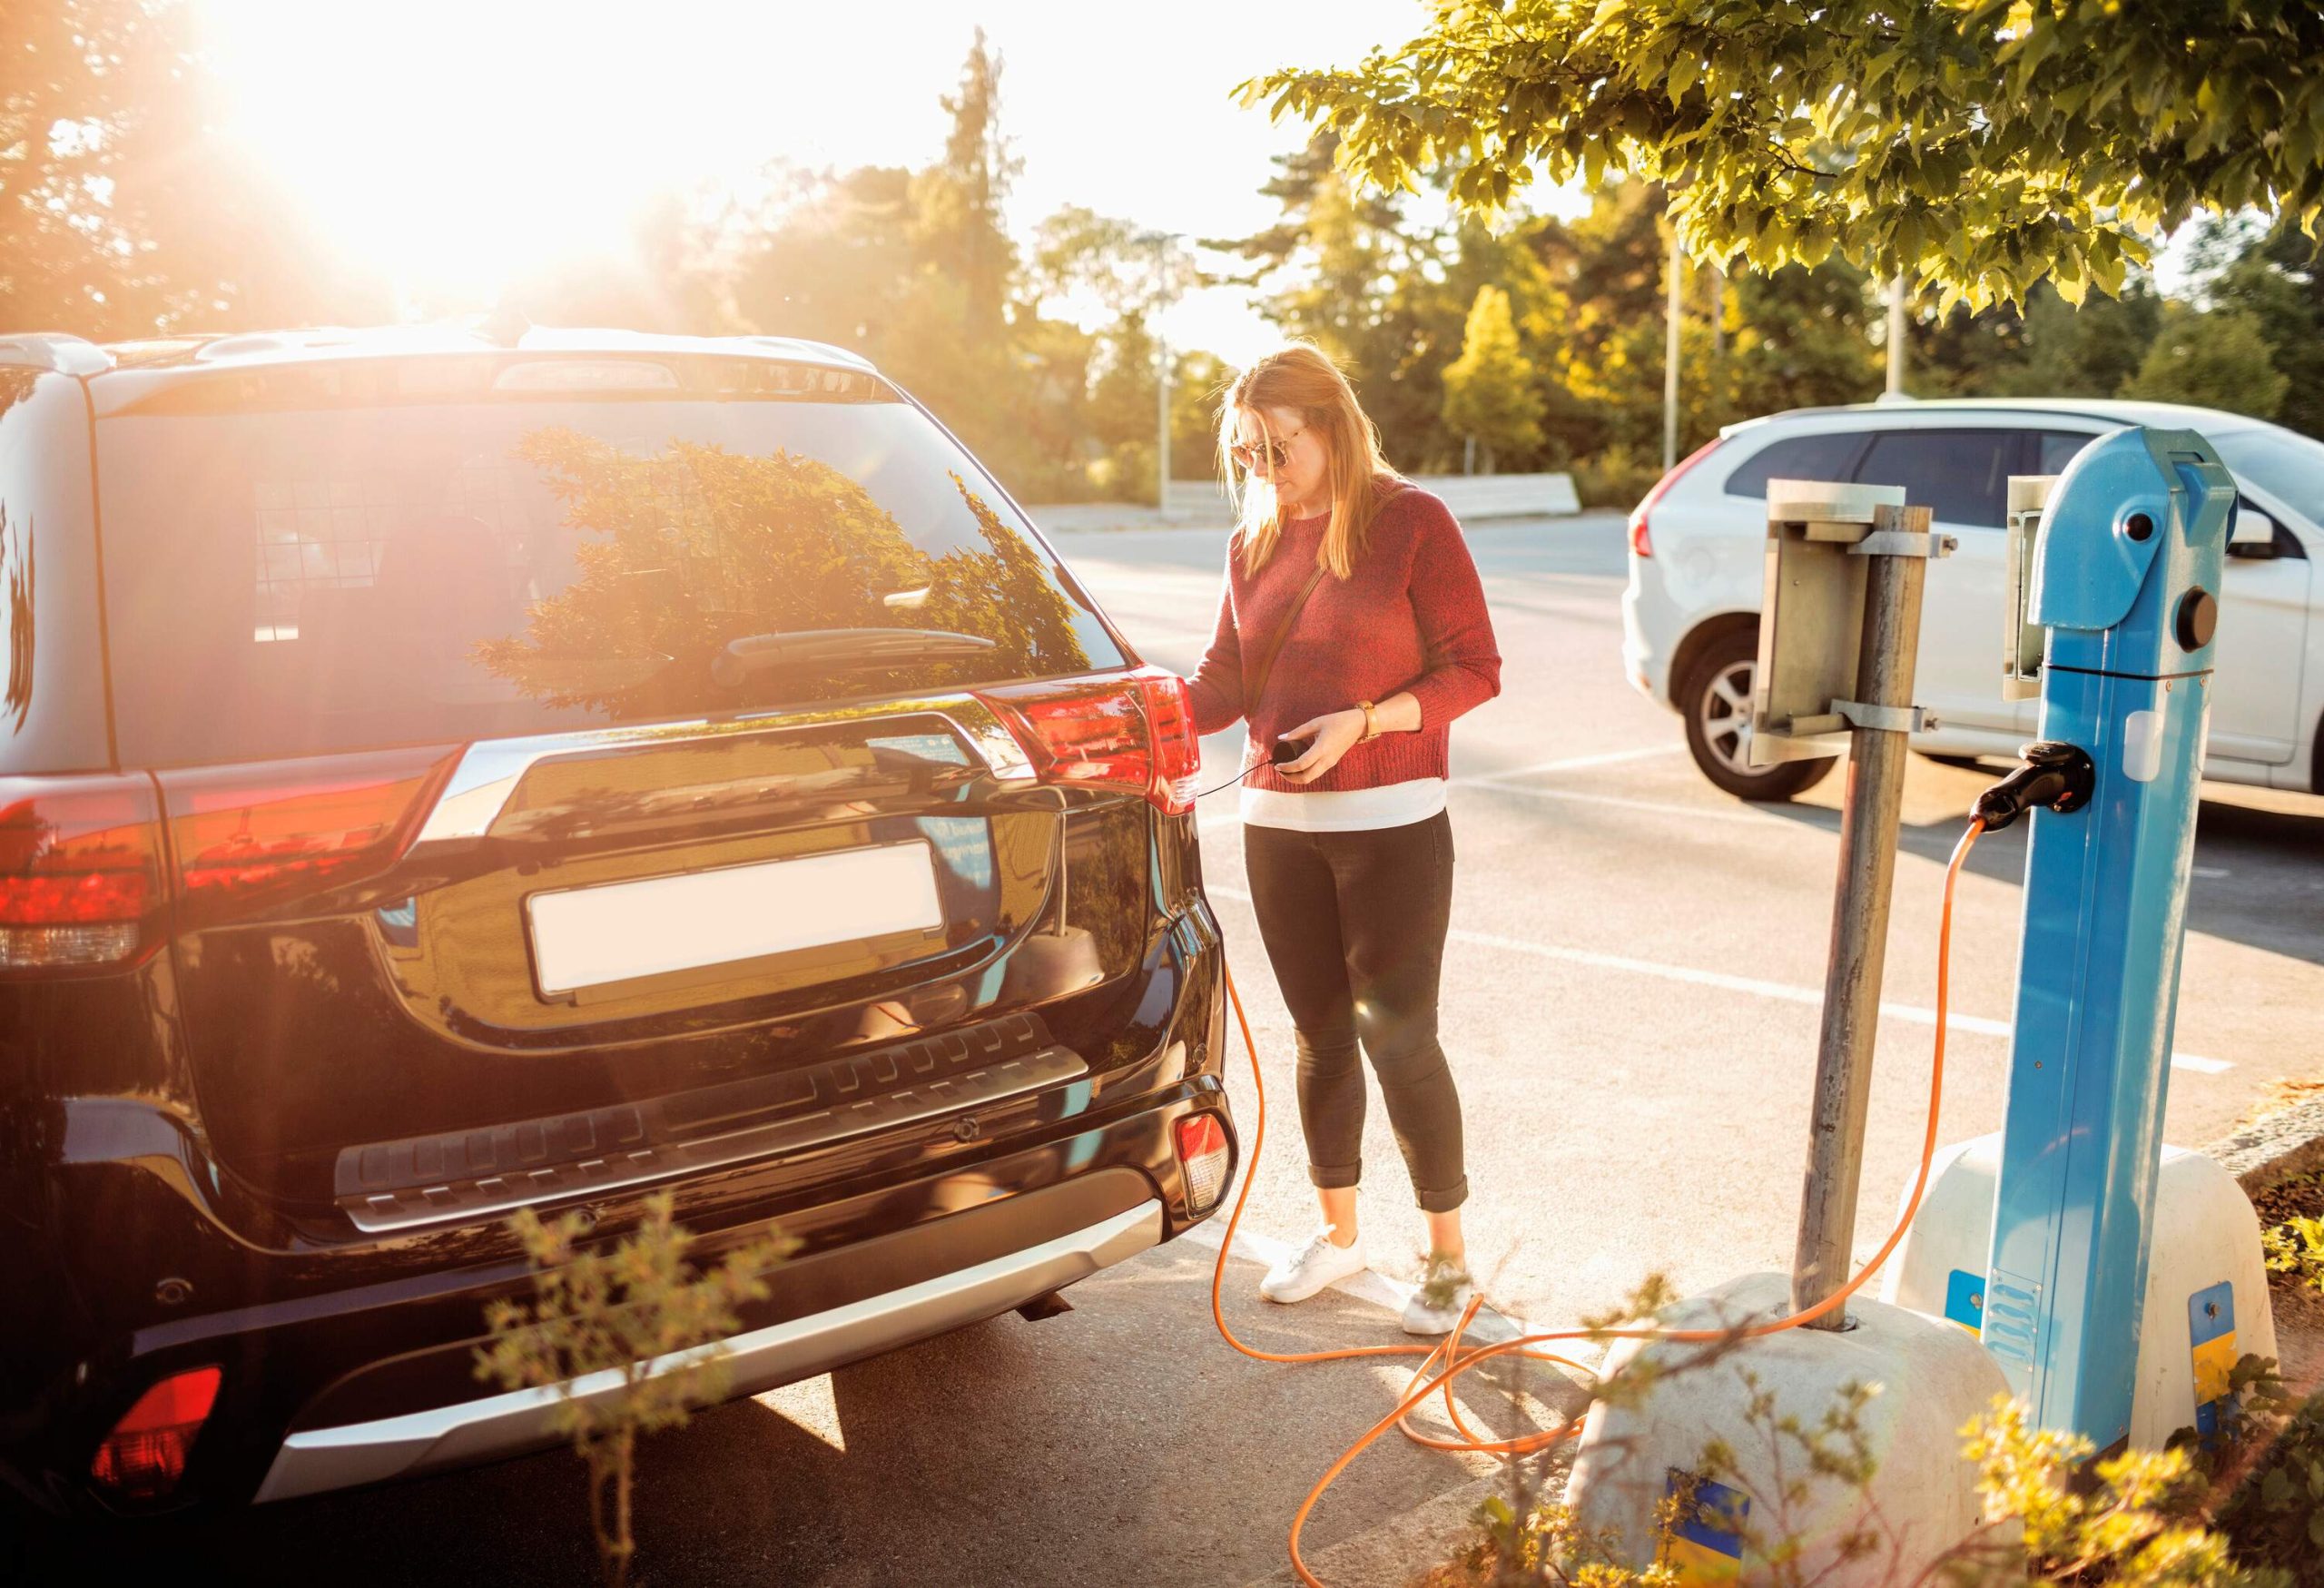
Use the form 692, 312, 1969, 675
1915, 279, 2165, 401
1216, 133, 1466, 470
1246, 1, 2324, 311
1443, 284, 1545, 470
3, 0, 385, 337
728, 163, 920, 359
914, 27, 1021, 341
2185, 214, 2324, 439
2119, 304, 2290, 419
1725, 263, 1883, 422
721, 35, 1092, 499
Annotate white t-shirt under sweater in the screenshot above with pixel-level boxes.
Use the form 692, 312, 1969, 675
1239, 777, 1447, 832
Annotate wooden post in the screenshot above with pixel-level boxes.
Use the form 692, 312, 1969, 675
1790, 502, 1935, 1328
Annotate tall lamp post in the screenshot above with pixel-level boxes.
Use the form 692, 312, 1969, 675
1886, 273, 1909, 398
1663, 223, 1684, 472
1138, 231, 1195, 517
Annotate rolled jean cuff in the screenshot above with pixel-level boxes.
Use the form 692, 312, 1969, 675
1415, 1176, 1469, 1215
1307, 1160, 1362, 1191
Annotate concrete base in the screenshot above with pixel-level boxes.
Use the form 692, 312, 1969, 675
1565, 1273, 2011, 1583
1880, 1134, 2279, 1447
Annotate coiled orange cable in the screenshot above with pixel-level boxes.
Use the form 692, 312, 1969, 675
1207, 818, 1984, 1586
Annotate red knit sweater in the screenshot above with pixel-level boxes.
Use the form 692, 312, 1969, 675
1185, 485, 1502, 794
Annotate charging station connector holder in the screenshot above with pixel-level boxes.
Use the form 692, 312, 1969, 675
1748, 479, 1956, 767
2002, 475, 2056, 702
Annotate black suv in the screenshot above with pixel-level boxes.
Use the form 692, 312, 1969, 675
0, 327, 1236, 1514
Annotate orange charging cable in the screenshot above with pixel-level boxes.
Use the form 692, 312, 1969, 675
1206, 818, 1985, 1587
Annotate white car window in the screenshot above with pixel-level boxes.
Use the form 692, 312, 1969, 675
2035, 430, 2096, 476
1721, 430, 1869, 500
2212, 427, 2324, 517
1855, 429, 2020, 528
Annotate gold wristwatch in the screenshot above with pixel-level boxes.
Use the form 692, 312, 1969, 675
1357, 700, 1379, 742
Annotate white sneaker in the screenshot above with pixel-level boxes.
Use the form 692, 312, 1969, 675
1401, 1255, 1477, 1336
1259, 1226, 1368, 1303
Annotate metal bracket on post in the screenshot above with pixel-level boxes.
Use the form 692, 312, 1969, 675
1850, 529, 1959, 560
1749, 481, 1945, 766
1833, 700, 1937, 734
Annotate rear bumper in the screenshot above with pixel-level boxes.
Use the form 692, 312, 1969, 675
1620, 555, 1679, 707
256, 1197, 1164, 1504
3, 894, 1233, 1516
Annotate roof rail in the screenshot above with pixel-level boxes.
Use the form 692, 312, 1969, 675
0, 333, 113, 377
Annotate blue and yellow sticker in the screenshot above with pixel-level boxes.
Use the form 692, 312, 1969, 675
1944, 1268, 1985, 1335
1657, 1469, 1748, 1585
2189, 1280, 2236, 1437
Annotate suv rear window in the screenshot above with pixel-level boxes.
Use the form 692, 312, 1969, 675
94, 364, 1124, 765
1722, 430, 1870, 500
1853, 429, 2020, 528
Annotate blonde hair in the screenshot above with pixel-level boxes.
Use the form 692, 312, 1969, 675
1216, 341, 1403, 580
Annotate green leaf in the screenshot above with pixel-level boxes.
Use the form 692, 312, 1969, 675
1668, 52, 1700, 104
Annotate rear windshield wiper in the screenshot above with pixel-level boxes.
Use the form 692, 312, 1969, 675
710, 627, 998, 686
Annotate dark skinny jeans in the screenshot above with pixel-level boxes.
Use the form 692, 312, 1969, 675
1242, 811, 1467, 1214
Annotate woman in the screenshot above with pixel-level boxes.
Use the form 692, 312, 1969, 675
1184, 341, 1502, 1336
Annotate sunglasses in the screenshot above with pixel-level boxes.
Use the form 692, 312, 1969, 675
1229, 423, 1308, 473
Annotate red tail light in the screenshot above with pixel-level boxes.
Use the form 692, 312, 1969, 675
976, 670, 1198, 815
158, 746, 456, 920
0, 774, 169, 970
1137, 671, 1201, 815
90, 1365, 221, 1501
1627, 437, 1726, 558
1175, 1111, 1232, 1213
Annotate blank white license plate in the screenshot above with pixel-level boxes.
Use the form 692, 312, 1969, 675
527, 842, 944, 997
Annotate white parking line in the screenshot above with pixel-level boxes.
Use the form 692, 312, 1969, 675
1458, 779, 1787, 825
1450, 744, 1681, 784
1203, 884, 2230, 1075
1187, 747, 1689, 827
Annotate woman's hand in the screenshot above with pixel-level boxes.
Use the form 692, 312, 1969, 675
1275, 708, 1368, 784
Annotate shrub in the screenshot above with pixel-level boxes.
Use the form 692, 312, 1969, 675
1571, 444, 1667, 512
475, 1192, 796, 1588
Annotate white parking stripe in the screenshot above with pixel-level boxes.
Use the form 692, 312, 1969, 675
1450, 744, 1681, 784
1458, 779, 1788, 825
1202, 884, 2230, 1075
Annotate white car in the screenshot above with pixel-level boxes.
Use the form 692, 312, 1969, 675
1621, 397, 2320, 800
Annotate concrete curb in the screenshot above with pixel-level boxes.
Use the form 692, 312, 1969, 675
2206, 1094, 2324, 1197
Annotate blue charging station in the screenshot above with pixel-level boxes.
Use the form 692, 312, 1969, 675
1977, 428, 2239, 1453
1575, 428, 2269, 1581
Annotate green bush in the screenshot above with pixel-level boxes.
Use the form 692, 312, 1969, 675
1571, 443, 1667, 512
475, 1192, 796, 1588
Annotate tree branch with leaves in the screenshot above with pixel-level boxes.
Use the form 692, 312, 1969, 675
1242, 0, 2324, 313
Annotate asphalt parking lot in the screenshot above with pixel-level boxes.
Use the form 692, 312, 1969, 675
22, 512, 2324, 1587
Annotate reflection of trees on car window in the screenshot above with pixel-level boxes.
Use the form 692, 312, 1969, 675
922, 469, 1088, 679
478, 429, 1087, 716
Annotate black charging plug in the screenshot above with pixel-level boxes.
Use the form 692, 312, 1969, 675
1972, 741, 2097, 832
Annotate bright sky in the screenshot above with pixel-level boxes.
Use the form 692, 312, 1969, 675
194, 0, 1443, 364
